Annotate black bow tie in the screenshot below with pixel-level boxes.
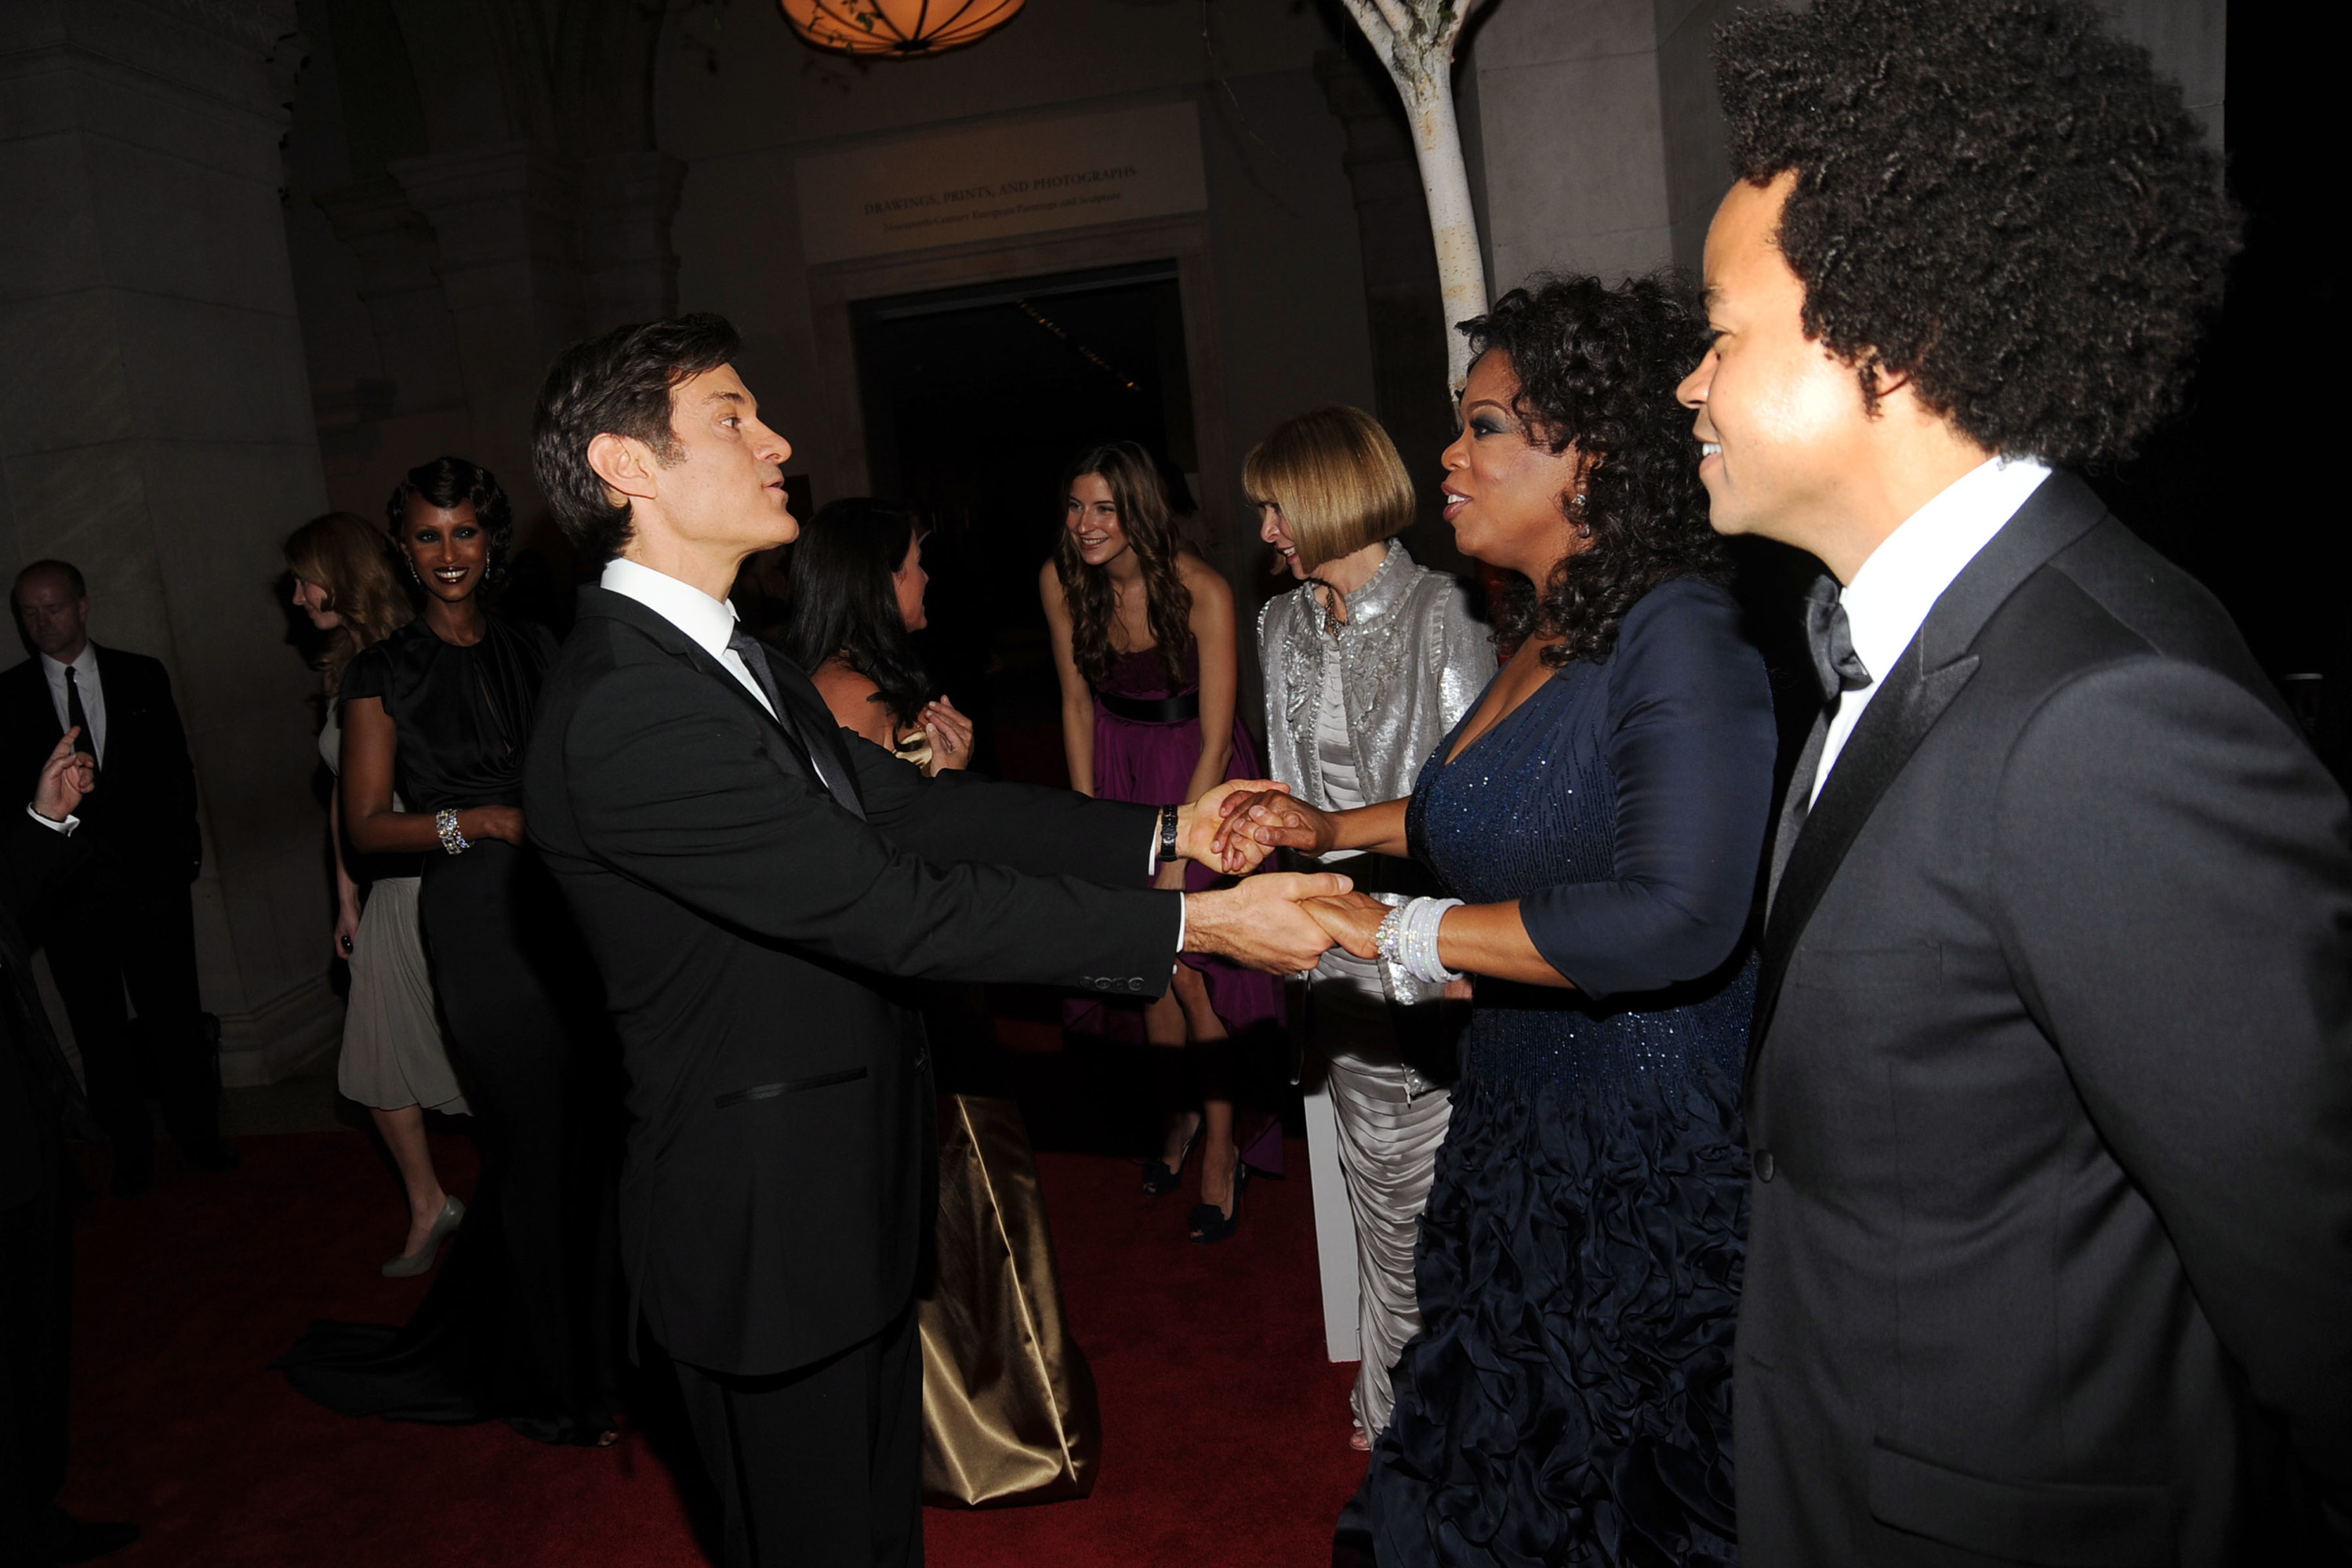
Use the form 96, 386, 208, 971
1803, 575, 1871, 703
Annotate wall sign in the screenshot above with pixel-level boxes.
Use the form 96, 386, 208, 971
796, 100, 1207, 265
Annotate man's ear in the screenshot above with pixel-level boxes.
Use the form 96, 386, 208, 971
586, 432, 659, 506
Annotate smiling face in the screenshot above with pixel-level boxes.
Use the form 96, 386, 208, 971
1064, 473, 1129, 568
1678, 172, 1878, 552
291, 574, 339, 631
399, 498, 489, 604
1439, 350, 1588, 580
892, 533, 928, 632
13, 569, 89, 662
1258, 504, 1312, 580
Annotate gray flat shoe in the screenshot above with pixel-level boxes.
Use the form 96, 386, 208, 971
381, 1196, 465, 1278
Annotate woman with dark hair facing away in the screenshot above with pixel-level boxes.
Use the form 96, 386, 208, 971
779, 497, 973, 773
1224, 276, 1777, 1565
1040, 441, 1282, 1242
277, 457, 620, 1447
1248, 406, 1494, 1450
285, 513, 471, 1276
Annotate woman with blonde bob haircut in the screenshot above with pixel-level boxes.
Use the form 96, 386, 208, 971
1249, 405, 1494, 1448
283, 512, 472, 1278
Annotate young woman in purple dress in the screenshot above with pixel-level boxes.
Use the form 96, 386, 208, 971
1040, 441, 1282, 1242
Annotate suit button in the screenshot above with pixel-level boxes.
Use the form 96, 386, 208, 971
1755, 1149, 1777, 1182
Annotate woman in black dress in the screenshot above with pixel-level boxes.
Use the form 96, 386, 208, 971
278, 457, 619, 1446
1229, 276, 1777, 1565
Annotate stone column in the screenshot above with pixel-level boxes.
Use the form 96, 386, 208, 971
389, 141, 585, 514
1, 0, 341, 1082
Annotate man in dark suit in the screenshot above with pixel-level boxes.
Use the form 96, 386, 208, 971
1678, 4, 2352, 1563
2, 731, 139, 1563
2, 561, 230, 1196
522, 314, 1345, 1567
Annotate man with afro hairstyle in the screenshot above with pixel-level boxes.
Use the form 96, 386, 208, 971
1682, 2, 2352, 1563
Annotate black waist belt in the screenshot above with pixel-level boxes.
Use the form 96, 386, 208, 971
1097, 689, 1200, 724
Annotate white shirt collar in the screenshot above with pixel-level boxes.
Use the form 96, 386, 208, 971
38, 644, 98, 684
600, 556, 742, 662
1808, 455, 2050, 806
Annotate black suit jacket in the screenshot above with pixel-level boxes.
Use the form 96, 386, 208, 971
0, 811, 100, 1210
0, 646, 200, 883
523, 587, 1179, 1377
1737, 473, 2352, 1566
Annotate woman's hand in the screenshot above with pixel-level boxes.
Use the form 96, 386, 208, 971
1304, 891, 1387, 959
334, 895, 363, 959
464, 806, 526, 846
1214, 787, 1335, 858
32, 729, 95, 822
919, 699, 973, 775
1178, 780, 1292, 873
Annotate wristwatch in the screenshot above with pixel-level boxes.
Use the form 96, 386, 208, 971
1159, 803, 1181, 868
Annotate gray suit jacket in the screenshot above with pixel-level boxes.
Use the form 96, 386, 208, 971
1738, 473, 2352, 1566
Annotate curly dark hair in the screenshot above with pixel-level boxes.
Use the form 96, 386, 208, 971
778, 499, 933, 728
1053, 441, 1194, 691
532, 314, 744, 562
1464, 273, 1726, 667
1714, 0, 2238, 465
385, 456, 514, 586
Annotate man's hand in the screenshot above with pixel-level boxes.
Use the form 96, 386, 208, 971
1175, 780, 1294, 875
32, 729, 94, 822
1304, 891, 1386, 960
1181, 871, 1352, 974
1212, 786, 1335, 861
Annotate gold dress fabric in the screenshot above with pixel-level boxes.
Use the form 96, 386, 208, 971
920, 1096, 1100, 1507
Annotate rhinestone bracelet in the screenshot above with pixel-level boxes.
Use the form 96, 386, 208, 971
435, 808, 473, 855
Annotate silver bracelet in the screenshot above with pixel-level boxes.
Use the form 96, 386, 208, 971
1396, 896, 1464, 985
434, 808, 472, 855
1374, 904, 1407, 968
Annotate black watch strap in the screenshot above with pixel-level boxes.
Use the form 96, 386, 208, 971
1159, 803, 1181, 866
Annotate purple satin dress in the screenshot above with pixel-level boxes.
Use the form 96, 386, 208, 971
1065, 645, 1284, 1042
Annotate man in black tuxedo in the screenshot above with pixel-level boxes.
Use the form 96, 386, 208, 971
2, 563, 230, 1196
2, 731, 139, 1563
1680, 3, 2352, 1563
521, 315, 1345, 1567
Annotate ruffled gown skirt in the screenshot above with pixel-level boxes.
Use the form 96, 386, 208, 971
1341, 971, 1752, 1568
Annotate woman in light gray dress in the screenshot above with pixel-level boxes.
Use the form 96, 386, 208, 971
286, 514, 469, 1277
1247, 406, 1494, 1446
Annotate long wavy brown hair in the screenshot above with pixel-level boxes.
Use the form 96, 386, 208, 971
284, 511, 414, 688
1052, 441, 1193, 690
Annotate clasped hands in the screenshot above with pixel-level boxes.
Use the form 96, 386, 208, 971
1164, 781, 1391, 976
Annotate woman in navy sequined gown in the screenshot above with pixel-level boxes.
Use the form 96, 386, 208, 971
1225, 276, 1777, 1566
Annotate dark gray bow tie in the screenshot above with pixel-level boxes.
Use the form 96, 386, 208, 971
1803, 575, 1871, 703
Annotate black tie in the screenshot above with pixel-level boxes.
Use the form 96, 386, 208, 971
1803, 575, 1872, 703
726, 627, 860, 817
64, 666, 97, 770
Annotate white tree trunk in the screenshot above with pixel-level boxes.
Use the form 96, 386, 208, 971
1336, 0, 1493, 394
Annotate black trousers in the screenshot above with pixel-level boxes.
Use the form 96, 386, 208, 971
0, 1167, 71, 1548
42, 866, 214, 1165
673, 1304, 923, 1568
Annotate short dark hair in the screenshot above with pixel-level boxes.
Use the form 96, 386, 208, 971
13, 559, 86, 601
1462, 272, 1727, 667
1714, 0, 2238, 465
532, 314, 744, 563
385, 457, 516, 586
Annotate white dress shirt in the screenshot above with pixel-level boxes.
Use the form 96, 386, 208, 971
39, 644, 107, 766
1809, 456, 2053, 806
600, 554, 1184, 944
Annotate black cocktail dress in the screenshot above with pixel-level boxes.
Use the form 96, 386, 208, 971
278, 615, 620, 1446
1340, 579, 1777, 1566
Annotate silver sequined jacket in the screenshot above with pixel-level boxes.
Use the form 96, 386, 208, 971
1257, 544, 1496, 1005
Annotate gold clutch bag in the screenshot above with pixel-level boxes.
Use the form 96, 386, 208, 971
920, 1096, 1101, 1507
894, 728, 935, 774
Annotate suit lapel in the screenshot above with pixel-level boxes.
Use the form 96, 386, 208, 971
575, 587, 864, 818
1748, 473, 2111, 1060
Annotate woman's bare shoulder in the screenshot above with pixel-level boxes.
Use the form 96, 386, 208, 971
1177, 551, 1232, 604
810, 657, 891, 741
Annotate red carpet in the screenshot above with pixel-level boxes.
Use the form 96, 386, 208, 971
61, 1127, 1366, 1566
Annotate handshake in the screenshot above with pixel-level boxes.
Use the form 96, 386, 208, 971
1164, 779, 1390, 976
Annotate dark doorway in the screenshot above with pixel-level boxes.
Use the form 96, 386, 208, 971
851, 261, 1200, 780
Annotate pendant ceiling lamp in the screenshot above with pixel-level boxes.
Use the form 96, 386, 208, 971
779, 0, 1025, 57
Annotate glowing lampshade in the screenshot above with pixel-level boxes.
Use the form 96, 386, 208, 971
779, 0, 1025, 56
